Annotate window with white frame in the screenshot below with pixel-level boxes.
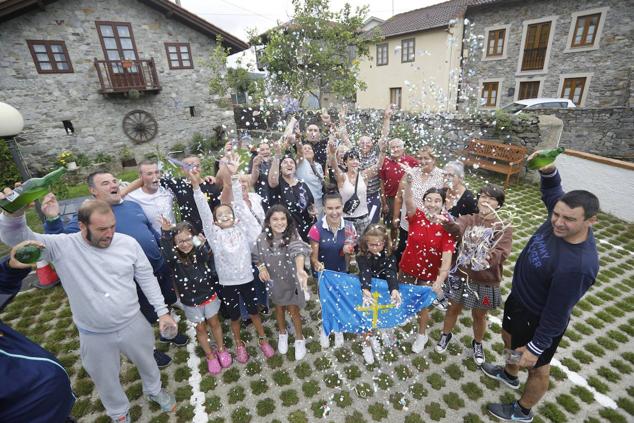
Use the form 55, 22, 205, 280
565, 7, 609, 52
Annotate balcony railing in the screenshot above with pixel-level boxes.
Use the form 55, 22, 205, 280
521, 47, 547, 71
94, 58, 161, 94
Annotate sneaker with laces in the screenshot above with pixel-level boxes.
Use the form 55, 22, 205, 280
487, 401, 534, 422
159, 333, 189, 347
278, 332, 289, 354
433, 297, 449, 311
435, 332, 453, 353
472, 340, 485, 366
319, 327, 330, 349
111, 412, 131, 423
236, 343, 249, 363
147, 388, 176, 412
259, 340, 275, 358
334, 332, 344, 348
411, 333, 429, 353
206, 354, 222, 375
217, 348, 232, 368
481, 363, 520, 389
362, 345, 375, 365
294, 339, 307, 360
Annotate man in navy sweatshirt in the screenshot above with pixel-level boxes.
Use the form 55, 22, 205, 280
1, 240, 76, 423
482, 155, 599, 422
41, 171, 188, 367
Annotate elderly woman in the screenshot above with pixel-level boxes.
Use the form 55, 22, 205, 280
393, 146, 445, 263
268, 143, 316, 242
443, 161, 477, 219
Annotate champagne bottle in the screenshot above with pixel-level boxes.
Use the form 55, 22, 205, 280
14, 244, 42, 264
527, 147, 565, 170
0, 167, 66, 213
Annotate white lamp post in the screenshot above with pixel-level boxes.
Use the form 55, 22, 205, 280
0, 102, 30, 181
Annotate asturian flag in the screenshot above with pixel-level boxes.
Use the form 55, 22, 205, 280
318, 270, 437, 335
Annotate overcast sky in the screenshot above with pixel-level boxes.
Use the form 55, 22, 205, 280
180, 0, 446, 41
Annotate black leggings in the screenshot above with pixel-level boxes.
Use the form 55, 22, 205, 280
395, 227, 409, 266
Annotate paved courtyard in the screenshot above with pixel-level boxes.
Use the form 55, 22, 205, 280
3, 175, 633, 423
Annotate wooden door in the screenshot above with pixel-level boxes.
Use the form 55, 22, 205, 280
96, 22, 144, 90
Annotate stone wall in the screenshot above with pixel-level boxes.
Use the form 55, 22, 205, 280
0, 0, 236, 174
533, 107, 634, 160
462, 0, 634, 110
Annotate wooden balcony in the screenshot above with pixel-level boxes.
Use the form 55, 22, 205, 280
94, 58, 161, 95
521, 47, 547, 71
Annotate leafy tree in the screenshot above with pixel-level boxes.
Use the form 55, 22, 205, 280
251, 0, 378, 107
208, 36, 264, 104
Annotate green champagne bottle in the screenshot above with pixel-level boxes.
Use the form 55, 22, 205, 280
527, 147, 565, 170
0, 167, 66, 213
14, 244, 42, 264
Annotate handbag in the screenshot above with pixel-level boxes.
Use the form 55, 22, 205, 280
342, 172, 361, 214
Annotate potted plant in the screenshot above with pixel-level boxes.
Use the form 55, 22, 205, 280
56, 150, 77, 170
120, 146, 137, 167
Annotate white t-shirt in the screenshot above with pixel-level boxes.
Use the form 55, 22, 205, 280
126, 187, 175, 233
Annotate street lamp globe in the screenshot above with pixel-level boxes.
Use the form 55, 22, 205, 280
0, 102, 25, 137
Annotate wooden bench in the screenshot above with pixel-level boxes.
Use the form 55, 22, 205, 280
462, 139, 527, 188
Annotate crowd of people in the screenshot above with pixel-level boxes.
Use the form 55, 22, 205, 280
0, 106, 601, 423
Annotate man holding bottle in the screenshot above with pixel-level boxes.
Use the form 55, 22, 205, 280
40, 171, 189, 368
0, 196, 178, 423
482, 151, 599, 422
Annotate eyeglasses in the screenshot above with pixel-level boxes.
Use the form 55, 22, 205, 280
176, 237, 193, 245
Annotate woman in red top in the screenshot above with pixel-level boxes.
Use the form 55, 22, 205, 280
399, 179, 455, 354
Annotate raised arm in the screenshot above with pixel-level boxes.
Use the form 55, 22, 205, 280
267, 142, 282, 188
379, 105, 393, 144
120, 177, 143, 197
189, 169, 220, 246
230, 176, 261, 245
326, 136, 345, 187
401, 174, 416, 217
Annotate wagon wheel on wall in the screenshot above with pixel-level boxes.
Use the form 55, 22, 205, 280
122, 110, 158, 143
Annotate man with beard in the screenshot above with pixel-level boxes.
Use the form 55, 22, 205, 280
0, 198, 177, 423
40, 171, 187, 368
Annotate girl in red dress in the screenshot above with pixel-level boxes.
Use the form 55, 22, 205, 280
399, 176, 455, 354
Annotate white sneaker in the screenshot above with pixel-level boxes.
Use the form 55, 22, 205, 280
294, 339, 307, 360
278, 332, 289, 354
362, 345, 375, 364
370, 336, 381, 353
319, 327, 330, 349
411, 333, 429, 353
334, 332, 344, 348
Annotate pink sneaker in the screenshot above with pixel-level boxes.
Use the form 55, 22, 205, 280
236, 343, 249, 364
259, 340, 275, 359
217, 348, 233, 368
206, 355, 222, 375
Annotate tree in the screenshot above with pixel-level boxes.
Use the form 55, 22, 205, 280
251, 0, 378, 107
208, 36, 264, 105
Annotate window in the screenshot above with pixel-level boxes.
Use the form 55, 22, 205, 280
376, 43, 388, 66
165, 42, 193, 69
518, 81, 540, 100
486, 29, 506, 57
561, 77, 586, 105
401, 38, 415, 63
571, 13, 600, 47
26, 40, 73, 74
521, 21, 551, 71
390, 87, 402, 109
481, 82, 499, 107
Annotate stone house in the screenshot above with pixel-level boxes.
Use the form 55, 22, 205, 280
356, 0, 467, 112
461, 0, 633, 110
0, 0, 247, 173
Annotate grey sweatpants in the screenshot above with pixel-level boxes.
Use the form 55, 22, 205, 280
79, 312, 161, 419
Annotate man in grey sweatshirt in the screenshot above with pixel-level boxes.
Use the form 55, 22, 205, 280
0, 198, 177, 423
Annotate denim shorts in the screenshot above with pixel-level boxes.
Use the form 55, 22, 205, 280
183, 298, 221, 324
